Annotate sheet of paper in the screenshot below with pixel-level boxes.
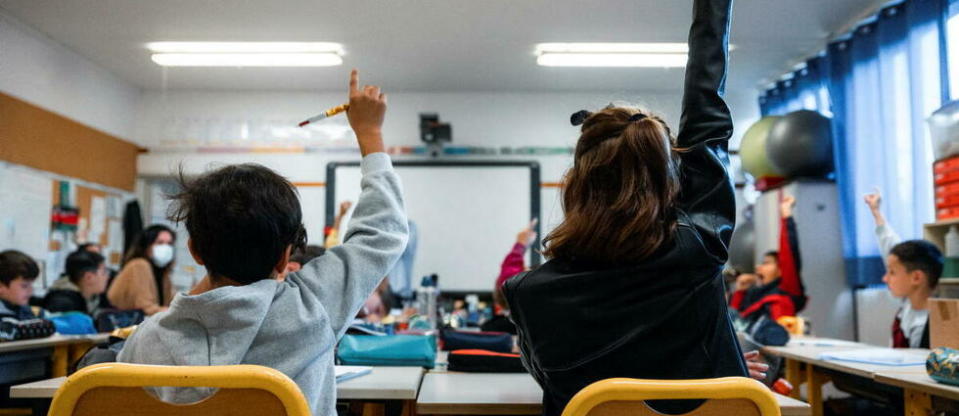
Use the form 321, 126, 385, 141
89, 196, 106, 244
819, 348, 928, 366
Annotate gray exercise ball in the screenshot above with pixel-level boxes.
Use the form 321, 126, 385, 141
728, 219, 755, 273
766, 110, 835, 178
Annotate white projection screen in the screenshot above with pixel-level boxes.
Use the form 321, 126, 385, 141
327, 161, 541, 292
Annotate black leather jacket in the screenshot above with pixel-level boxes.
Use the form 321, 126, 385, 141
503, 1, 746, 415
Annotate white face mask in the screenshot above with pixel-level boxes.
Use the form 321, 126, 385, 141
151, 244, 174, 268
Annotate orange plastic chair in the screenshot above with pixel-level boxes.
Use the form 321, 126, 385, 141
561, 377, 781, 416
776, 316, 806, 336
48, 363, 311, 416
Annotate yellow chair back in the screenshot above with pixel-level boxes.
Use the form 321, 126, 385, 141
48, 363, 311, 416
561, 377, 781, 416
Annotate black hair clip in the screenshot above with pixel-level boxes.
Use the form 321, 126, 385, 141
570, 110, 592, 126
629, 113, 648, 122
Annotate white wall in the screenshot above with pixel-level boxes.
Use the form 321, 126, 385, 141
0, 10, 142, 144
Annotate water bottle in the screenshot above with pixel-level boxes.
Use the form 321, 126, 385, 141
416, 276, 439, 329
947, 226, 959, 258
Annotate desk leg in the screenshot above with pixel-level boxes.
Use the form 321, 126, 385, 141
400, 400, 416, 416
50, 345, 68, 378
68, 343, 92, 367
806, 365, 829, 416
785, 359, 803, 399
361, 402, 386, 416
903, 388, 933, 416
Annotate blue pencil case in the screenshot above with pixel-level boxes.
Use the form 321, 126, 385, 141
337, 334, 436, 368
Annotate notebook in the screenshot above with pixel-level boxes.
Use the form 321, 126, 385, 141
819, 348, 928, 366
335, 365, 373, 383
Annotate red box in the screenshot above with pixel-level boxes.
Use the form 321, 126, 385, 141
937, 195, 959, 209
938, 206, 959, 220
935, 170, 959, 186
935, 157, 959, 174
936, 182, 959, 198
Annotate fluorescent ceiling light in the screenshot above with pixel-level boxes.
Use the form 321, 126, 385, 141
537, 53, 688, 68
535, 42, 734, 67
151, 53, 342, 67
146, 42, 344, 67
146, 42, 344, 54
536, 43, 690, 54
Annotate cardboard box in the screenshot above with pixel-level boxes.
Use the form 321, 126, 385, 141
930, 298, 959, 349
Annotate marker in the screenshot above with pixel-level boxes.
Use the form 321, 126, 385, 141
298, 103, 350, 127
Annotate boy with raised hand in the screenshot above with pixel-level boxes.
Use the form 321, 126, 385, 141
865, 191, 942, 348
118, 69, 409, 415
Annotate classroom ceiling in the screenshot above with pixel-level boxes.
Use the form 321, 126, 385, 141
0, 0, 884, 93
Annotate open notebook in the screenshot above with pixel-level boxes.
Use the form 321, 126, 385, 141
335, 365, 373, 383
819, 348, 928, 366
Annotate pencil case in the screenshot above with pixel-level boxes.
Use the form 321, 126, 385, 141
927, 347, 959, 386
447, 349, 527, 373
337, 334, 436, 368
440, 329, 513, 353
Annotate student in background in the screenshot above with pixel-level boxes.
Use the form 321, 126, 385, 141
502, 2, 750, 414
482, 219, 537, 334
118, 70, 408, 416
0, 250, 41, 320
865, 191, 942, 348
43, 250, 110, 315
729, 195, 807, 320
107, 224, 176, 315
324, 201, 353, 248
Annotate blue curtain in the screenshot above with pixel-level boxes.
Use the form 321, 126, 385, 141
761, 0, 947, 287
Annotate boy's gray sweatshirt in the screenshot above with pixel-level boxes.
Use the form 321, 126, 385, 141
118, 153, 408, 416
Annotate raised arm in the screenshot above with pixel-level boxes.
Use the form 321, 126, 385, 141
289, 70, 409, 338
865, 190, 901, 257
675, 0, 736, 261
676, 0, 733, 149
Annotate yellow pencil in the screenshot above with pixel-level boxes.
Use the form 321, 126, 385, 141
298, 103, 350, 127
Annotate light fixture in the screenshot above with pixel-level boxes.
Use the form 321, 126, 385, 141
537, 53, 688, 68
535, 42, 731, 68
147, 42, 344, 67
535, 43, 689, 54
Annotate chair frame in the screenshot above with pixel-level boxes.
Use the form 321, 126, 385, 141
48, 363, 311, 416
561, 377, 781, 416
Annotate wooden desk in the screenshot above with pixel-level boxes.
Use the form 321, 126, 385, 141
762, 340, 928, 416
415, 372, 810, 416
0, 333, 110, 377
875, 369, 959, 416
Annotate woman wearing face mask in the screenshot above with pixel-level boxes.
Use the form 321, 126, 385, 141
107, 225, 177, 315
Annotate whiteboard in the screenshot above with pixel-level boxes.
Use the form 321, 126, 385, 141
332, 164, 537, 292
0, 166, 53, 284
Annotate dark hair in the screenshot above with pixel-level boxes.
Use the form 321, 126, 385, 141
764, 251, 779, 261
66, 250, 105, 284
543, 107, 680, 263
77, 243, 99, 253
170, 164, 306, 284
0, 250, 40, 285
123, 224, 177, 306
124, 224, 176, 270
290, 245, 326, 266
890, 240, 944, 288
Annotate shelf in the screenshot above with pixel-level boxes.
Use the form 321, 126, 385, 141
925, 218, 959, 229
